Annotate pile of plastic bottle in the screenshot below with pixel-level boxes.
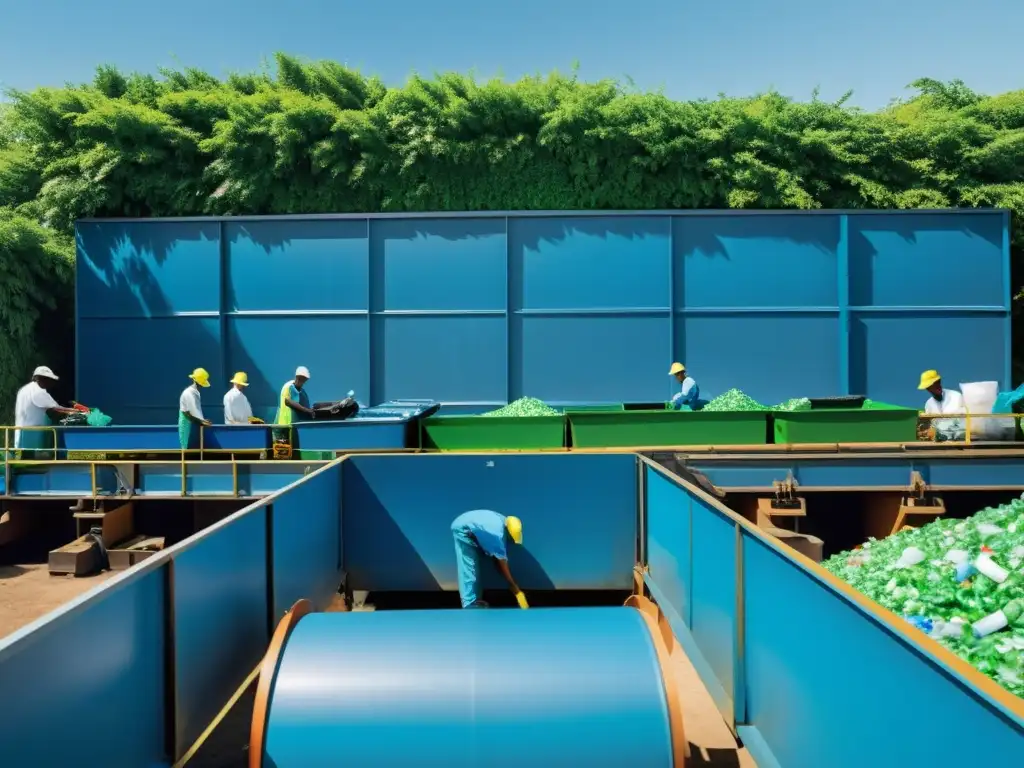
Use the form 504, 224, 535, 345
481, 397, 560, 418
824, 496, 1024, 697
699, 388, 812, 413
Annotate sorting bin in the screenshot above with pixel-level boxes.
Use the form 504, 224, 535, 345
421, 415, 567, 450
773, 402, 919, 444
568, 410, 769, 448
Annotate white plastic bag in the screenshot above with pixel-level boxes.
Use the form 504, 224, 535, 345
960, 381, 1009, 440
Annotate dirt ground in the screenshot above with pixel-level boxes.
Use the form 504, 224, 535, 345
0, 564, 114, 639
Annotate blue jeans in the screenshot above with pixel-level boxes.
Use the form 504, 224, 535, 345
453, 528, 484, 608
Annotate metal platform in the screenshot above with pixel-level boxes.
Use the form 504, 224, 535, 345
0, 460, 327, 499
656, 444, 1024, 491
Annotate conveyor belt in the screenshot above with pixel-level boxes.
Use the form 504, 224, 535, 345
250, 600, 687, 767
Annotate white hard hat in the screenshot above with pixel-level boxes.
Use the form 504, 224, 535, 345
295, 366, 311, 379
33, 366, 59, 380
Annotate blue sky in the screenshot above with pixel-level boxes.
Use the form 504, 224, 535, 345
1, 0, 1022, 109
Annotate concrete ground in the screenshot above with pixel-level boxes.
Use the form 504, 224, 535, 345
0, 564, 114, 639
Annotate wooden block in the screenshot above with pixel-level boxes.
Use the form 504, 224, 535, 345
0, 507, 37, 547
766, 527, 824, 562
49, 535, 101, 576
107, 535, 164, 571
74, 501, 134, 547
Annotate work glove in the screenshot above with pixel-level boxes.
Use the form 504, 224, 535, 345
515, 591, 529, 609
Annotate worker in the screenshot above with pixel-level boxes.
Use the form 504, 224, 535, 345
14, 366, 77, 457
450, 509, 528, 609
223, 372, 254, 425
918, 370, 966, 441
275, 366, 316, 427
179, 368, 213, 450
668, 362, 700, 410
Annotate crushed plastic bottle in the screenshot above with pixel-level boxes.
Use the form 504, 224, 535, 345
824, 494, 1024, 696
481, 397, 560, 418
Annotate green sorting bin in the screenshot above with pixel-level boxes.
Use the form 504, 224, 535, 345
297, 449, 336, 460
562, 404, 625, 413
421, 415, 567, 451
772, 402, 919, 444
568, 410, 769, 448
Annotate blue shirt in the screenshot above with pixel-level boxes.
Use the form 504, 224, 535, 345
671, 377, 699, 410
451, 509, 509, 561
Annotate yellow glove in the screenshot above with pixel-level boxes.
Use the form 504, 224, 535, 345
515, 591, 529, 609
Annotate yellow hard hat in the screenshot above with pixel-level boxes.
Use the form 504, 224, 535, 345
230, 371, 249, 387
190, 367, 211, 388
505, 516, 523, 545
918, 370, 941, 390
668, 362, 686, 376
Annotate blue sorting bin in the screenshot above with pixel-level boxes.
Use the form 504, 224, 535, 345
292, 400, 440, 452
60, 425, 186, 453
199, 425, 273, 452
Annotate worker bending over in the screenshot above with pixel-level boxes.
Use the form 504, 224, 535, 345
451, 509, 528, 609
223, 372, 255, 425
668, 362, 700, 410
179, 368, 213, 450
918, 370, 966, 441
14, 366, 77, 456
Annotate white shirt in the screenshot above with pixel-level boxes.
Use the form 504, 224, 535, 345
680, 377, 696, 396
223, 387, 253, 425
14, 381, 59, 446
179, 384, 205, 421
924, 389, 966, 437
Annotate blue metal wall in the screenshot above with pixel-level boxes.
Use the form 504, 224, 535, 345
75, 210, 1011, 423
642, 459, 1024, 766
341, 453, 637, 591
0, 460, 344, 765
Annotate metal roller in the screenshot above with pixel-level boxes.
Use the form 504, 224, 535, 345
250, 598, 687, 767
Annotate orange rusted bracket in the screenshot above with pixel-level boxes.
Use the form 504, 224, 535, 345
893, 471, 945, 536
756, 473, 823, 561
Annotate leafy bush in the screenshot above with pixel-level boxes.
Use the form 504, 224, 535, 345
2, 57, 1023, 402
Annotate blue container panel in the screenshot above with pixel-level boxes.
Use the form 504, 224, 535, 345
850, 310, 1009, 407
227, 315, 370, 422
61, 425, 185, 452
9, 464, 120, 496
743, 535, 1023, 766
173, 507, 269, 754
227, 219, 369, 312
75, 211, 1011, 421
271, 463, 343, 615
688, 496, 737, 721
848, 213, 1006, 308
0, 567, 168, 768
674, 214, 840, 309
342, 453, 637, 592
373, 217, 508, 311
294, 420, 408, 451
201, 425, 272, 451
676, 312, 840, 405
375, 315, 507, 403
78, 316, 224, 425
509, 216, 671, 310
76, 219, 221, 318
513, 314, 670, 403
646, 468, 692, 625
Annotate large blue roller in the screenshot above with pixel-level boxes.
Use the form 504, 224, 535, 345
250, 602, 687, 767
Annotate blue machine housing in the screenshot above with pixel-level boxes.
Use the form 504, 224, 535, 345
75, 210, 1012, 422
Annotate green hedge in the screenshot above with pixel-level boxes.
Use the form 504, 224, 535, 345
2, 59, 1023, 416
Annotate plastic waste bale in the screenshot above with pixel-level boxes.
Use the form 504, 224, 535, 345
701, 389, 768, 412
86, 408, 113, 427
824, 495, 1024, 697
481, 397, 559, 418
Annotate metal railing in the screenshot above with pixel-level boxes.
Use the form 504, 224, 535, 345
917, 411, 1024, 445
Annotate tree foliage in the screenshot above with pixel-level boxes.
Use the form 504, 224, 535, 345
2, 55, 1023, 415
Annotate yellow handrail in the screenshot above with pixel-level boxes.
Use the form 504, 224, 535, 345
918, 411, 1023, 445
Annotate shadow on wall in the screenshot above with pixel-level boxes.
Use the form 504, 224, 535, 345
76, 222, 223, 424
